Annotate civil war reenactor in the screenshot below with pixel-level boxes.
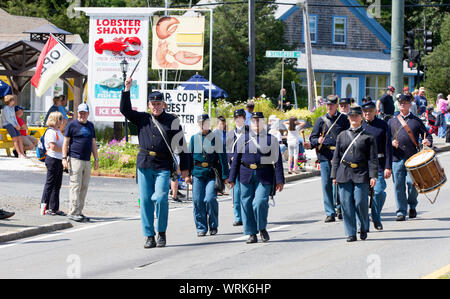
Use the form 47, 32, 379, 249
185, 114, 229, 237
377, 86, 395, 121
331, 106, 378, 242
304, 95, 350, 222
229, 112, 285, 244
120, 78, 190, 249
388, 94, 432, 221
338, 97, 352, 115
361, 100, 393, 230
226, 108, 250, 226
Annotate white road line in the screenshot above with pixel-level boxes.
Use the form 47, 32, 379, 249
231, 225, 291, 241
0, 217, 139, 250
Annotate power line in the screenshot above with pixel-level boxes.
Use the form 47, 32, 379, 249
172, 1, 450, 9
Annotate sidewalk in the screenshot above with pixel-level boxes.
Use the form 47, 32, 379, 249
1, 141, 449, 244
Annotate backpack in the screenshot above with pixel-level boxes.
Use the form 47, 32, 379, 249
36, 128, 50, 162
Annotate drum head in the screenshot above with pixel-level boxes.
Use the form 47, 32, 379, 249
405, 150, 435, 168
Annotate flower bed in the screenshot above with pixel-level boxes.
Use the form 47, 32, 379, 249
92, 137, 138, 177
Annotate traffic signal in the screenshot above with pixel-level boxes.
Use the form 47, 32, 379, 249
404, 30, 420, 62
423, 31, 433, 54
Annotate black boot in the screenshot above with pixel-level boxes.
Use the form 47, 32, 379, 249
260, 229, 270, 242
347, 236, 357, 242
325, 216, 335, 223
246, 234, 257, 244
144, 236, 156, 248
156, 232, 166, 247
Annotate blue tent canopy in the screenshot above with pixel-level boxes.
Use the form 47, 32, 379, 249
0, 80, 12, 97
176, 74, 228, 99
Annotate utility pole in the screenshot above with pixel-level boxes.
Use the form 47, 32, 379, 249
298, 0, 315, 111
248, 0, 256, 99
390, 0, 404, 94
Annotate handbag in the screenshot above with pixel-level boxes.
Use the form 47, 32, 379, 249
198, 134, 225, 192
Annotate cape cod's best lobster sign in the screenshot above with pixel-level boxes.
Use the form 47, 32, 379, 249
87, 17, 149, 122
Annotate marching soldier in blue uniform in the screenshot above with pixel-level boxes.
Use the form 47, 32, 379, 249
229, 112, 285, 244
361, 101, 393, 230
186, 114, 229, 237
226, 109, 249, 226
331, 106, 378, 242
120, 78, 190, 249
304, 95, 350, 222
388, 94, 432, 221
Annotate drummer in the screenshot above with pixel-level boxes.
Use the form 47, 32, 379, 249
387, 94, 432, 221
361, 101, 393, 230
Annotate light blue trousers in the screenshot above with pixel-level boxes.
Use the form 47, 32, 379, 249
192, 176, 219, 233
392, 159, 418, 216
137, 167, 170, 237
240, 171, 272, 235
338, 182, 369, 237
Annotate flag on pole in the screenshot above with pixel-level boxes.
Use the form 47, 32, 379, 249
31, 34, 79, 97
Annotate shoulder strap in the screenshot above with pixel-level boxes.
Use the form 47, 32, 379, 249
323, 113, 342, 138
397, 114, 418, 148
340, 130, 365, 164
150, 114, 178, 167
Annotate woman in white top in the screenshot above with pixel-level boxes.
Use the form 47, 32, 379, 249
40, 112, 65, 216
284, 117, 302, 174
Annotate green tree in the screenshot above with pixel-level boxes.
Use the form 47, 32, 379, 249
422, 13, 450, 103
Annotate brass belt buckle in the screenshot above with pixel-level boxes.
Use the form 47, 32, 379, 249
329, 146, 336, 150
149, 151, 157, 157
201, 162, 209, 167
350, 163, 358, 169
250, 164, 258, 170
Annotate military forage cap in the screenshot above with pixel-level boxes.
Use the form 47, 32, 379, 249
361, 100, 376, 110
233, 109, 246, 118
197, 114, 210, 122
251, 112, 264, 119
339, 97, 352, 105
148, 91, 164, 102
326, 95, 339, 104
348, 106, 363, 115
398, 94, 412, 102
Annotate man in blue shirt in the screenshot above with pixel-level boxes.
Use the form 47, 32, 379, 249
414, 87, 428, 116
388, 94, 432, 221
62, 103, 99, 223
244, 101, 255, 126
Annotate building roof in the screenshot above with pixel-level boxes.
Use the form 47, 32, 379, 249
23, 24, 73, 35
0, 8, 82, 43
295, 49, 416, 75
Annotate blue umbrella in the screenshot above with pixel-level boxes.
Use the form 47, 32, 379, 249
176, 74, 228, 99
0, 80, 12, 97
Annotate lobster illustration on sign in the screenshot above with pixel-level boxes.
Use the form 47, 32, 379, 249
94, 37, 141, 56
154, 17, 203, 69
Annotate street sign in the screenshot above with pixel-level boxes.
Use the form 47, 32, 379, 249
265, 50, 301, 58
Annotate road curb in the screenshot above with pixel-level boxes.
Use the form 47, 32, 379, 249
0, 221, 73, 243
285, 169, 320, 183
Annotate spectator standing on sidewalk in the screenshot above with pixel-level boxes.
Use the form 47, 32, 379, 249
62, 103, 99, 222
1, 95, 27, 158
41, 112, 65, 216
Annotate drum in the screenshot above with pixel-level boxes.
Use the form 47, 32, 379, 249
405, 149, 446, 195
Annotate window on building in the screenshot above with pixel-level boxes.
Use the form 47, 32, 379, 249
299, 72, 333, 98
333, 17, 347, 45
365, 75, 389, 100
302, 15, 317, 44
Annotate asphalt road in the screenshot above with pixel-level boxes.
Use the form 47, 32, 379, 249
1, 152, 449, 279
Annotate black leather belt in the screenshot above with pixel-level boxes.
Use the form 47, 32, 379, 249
139, 149, 171, 159
242, 162, 272, 170
342, 160, 366, 169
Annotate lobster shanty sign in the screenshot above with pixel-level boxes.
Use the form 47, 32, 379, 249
88, 16, 149, 122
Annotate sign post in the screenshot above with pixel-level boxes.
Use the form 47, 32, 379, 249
265, 50, 301, 110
